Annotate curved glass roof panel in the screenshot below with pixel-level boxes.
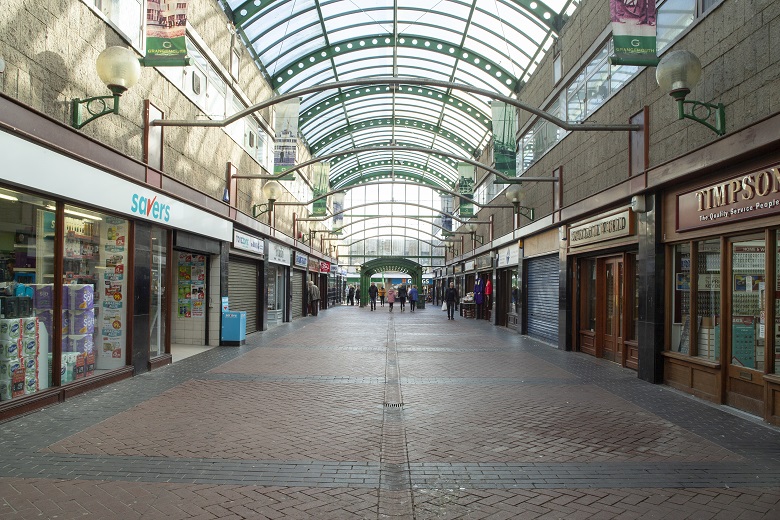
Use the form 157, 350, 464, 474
225, 0, 580, 262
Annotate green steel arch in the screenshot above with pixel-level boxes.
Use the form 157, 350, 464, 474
332, 169, 452, 191
270, 35, 519, 90
299, 85, 492, 130
229, 1, 561, 36
358, 257, 425, 307
310, 117, 477, 156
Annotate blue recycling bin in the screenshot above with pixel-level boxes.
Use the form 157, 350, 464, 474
221, 311, 246, 346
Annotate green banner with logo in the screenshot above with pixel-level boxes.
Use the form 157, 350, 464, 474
457, 163, 475, 218
274, 98, 300, 175
610, 0, 657, 59
144, 1, 190, 67
491, 101, 516, 177
311, 163, 330, 217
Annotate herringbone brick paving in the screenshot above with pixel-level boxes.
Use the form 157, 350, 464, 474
0, 305, 778, 518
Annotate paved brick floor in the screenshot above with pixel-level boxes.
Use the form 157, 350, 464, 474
1, 305, 779, 519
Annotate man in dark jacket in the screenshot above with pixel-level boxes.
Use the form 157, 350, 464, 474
368, 282, 378, 311
348, 285, 355, 305
445, 282, 458, 320
397, 284, 408, 312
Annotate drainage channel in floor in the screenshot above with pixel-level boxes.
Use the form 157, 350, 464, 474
377, 315, 414, 518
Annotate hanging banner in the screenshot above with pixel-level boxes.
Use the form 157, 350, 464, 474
440, 194, 453, 232
274, 98, 301, 176
311, 163, 330, 217
144, 1, 190, 67
457, 163, 475, 218
491, 101, 516, 177
609, 0, 657, 60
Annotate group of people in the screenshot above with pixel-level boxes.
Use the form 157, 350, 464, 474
367, 282, 419, 312
346, 284, 360, 306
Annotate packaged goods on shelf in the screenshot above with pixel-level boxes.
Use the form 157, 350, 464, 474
0, 357, 21, 379
0, 319, 21, 341
68, 309, 94, 335
0, 340, 19, 359
66, 334, 93, 353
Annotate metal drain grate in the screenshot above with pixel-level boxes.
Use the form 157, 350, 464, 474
384, 402, 404, 408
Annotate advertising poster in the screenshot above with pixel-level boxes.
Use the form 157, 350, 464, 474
97, 216, 128, 370
491, 101, 517, 177
609, 0, 657, 60
274, 98, 300, 175
145, 0, 190, 66
178, 253, 206, 318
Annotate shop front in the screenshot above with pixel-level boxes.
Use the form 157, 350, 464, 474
292, 251, 308, 318
522, 229, 560, 345
496, 242, 520, 329
228, 229, 264, 333
267, 241, 291, 325
663, 161, 780, 423
568, 210, 639, 369
319, 261, 331, 311
475, 254, 493, 321
0, 129, 232, 417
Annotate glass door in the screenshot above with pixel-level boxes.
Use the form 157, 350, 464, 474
602, 257, 624, 362
728, 235, 766, 416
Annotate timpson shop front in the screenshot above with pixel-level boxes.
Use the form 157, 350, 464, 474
568, 209, 640, 370
663, 161, 780, 424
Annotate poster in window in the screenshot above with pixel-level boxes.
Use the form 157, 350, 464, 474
732, 316, 756, 367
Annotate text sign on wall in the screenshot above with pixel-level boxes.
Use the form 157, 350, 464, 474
320, 261, 331, 273
233, 230, 263, 255
268, 242, 291, 266
677, 165, 780, 231
308, 258, 320, 273
569, 210, 633, 247
497, 245, 519, 268
294, 251, 308, 268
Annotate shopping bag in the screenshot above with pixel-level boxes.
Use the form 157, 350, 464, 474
441, 302, 447, 311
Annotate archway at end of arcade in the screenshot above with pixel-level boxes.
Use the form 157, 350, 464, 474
357, 257, 424, 307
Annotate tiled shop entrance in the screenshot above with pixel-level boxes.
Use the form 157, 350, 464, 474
1, 306, 779, 519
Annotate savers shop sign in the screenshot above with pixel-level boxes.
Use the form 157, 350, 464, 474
677, 165, 780, 231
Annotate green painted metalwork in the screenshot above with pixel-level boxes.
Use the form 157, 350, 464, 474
331, 170, 451, 192
310, 117, 476, 156
358, 256, 425, 306
230, 0, 560, 33
299, 85, 492, 130
271, 35, 518, 90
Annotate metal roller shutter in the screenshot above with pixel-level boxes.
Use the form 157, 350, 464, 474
292, 270, 304, 319
228, 258, 258, 332
526, 254, 559, 345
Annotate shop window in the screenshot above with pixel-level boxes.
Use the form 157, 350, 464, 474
697, 240, 721, 362
0, 189, 56, 401
731, 237, 765, 371
671, 243, 691, 353
63, 205, 129, 381
775, 230, 780, 375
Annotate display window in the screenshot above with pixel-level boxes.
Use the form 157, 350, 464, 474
670, 237, 762, 365
63, 204, 129, 377
0, 188, 56, 401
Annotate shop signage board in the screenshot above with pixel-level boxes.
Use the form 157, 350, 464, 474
320, 261, 331, 273
677, 164, 780, 231
464, 260, 475, 272
568, 210, 633, 247
1, 131, 232, 241
476, 254, 492, 270
268, 241, 291, 266
308, 258, 320, 272
497, 244, 519, 268
294, 251, 308, 268
233, 230, 263, 255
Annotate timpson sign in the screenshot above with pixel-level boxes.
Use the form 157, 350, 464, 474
568, 210, 634, 247
677, 164, 780, 231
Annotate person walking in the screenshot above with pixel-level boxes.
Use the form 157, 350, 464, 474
368, 282, 378, 311
348, 285, 355, 306
386, 285, 396, 312
307, 280, 320, 316
378, 285, 386, 306
408, 285, 419, 312
445, 281, 458, 320
355, 286, 361, 307
398, 284, 407, 312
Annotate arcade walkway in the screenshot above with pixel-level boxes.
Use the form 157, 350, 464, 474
1, 306, 779, 519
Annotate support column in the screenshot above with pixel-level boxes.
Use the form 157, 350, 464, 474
637, 193, 664, 383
